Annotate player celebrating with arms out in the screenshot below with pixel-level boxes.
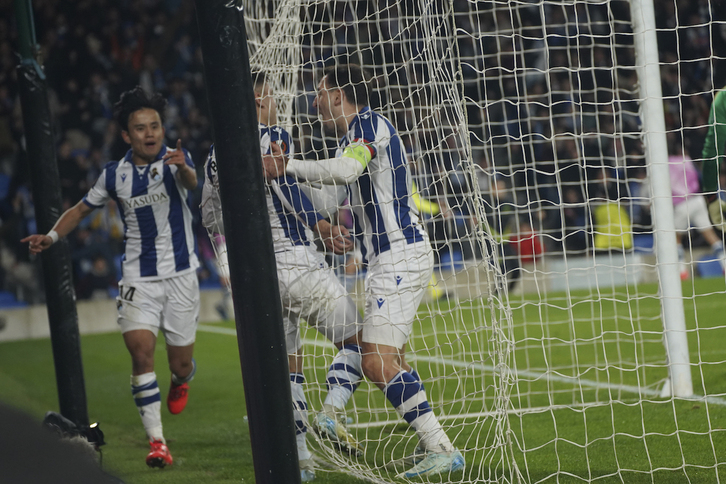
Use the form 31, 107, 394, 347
201, 72, 364, 482
263, 64, 465, 479
23, 87, 200, 468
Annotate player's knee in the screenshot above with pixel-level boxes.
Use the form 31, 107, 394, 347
361, 353, 385, 384
130, 351, 155, 374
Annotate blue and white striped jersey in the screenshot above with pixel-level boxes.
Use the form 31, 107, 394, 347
83, 145, 199, 282
338, 107, 426, 262
201, 124, 323, 252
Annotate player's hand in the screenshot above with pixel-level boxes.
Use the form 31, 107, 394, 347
21, 234, 53, 255
163, 139, 187, 166
315, 220, 353, 255
262, 142, 287, 181
708, 196, 726, 232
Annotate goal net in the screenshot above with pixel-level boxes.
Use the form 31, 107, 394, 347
226, 1, 726, 482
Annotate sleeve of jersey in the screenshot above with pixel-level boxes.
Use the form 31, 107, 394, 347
299, 183, 347, 220
702, 89, 726, 194
271, 176, 324, 227
83, 169, 111, 208
200, 176, 224, 235
286, 141, 374, 185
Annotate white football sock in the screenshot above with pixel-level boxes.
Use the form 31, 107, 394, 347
131, 372, 164, 443
290, 373, 311, 461
384, 370, 453, 453
323, 344, 362, 411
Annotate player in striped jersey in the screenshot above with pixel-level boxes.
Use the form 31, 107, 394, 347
262, 64, 465, 478
200, 73, 363, 482
23, 87, 199, 468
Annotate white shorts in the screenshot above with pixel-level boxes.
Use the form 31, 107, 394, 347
276, 246, 361, 354
362, 241, 434, 349
673, 196, 712, 232
117, 272, 200, 347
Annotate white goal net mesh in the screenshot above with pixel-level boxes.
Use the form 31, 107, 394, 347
212, 1, 726, 482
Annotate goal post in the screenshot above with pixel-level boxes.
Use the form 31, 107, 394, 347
194, 2, 302, 483
630, 0, 692, 398
218, 0, 726, 482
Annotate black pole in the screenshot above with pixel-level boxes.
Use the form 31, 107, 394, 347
194, 2, 300, 483
14, 0, 89, 427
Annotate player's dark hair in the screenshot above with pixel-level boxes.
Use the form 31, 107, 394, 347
113, 86, 167, 131
323, 64, 369, 107
251, 70, 267, 93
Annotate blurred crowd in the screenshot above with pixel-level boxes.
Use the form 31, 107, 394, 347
0, 0, 724, 304
0, 0, 215, 304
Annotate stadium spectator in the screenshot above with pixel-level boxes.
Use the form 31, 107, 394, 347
76, 254, 117, 300
510, 220, 544, 265
21, 87, 201, 469
484, 175, 522, 290
562, 187, 589, 252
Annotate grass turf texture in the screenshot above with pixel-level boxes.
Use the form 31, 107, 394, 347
0, 277, 724, 483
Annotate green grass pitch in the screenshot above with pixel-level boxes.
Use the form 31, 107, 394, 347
0, 277, 724, 483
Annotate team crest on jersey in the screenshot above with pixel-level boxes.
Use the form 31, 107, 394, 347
150, 167, 161, 181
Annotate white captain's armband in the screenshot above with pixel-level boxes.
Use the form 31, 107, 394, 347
342, 142, 374, 169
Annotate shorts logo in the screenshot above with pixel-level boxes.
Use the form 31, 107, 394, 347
396, 276, 403, 286
376, 298, 385, 308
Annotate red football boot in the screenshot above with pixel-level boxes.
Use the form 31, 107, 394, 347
167, 381, 189, 415
146, 440, 173, 468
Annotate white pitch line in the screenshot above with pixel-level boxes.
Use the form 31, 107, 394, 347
197, 324, 726, 416
410, 354, 726, 407
198, 324, 238, 335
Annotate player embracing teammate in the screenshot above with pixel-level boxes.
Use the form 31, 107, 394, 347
201, 72, 366, 482
263, 64, 465, 479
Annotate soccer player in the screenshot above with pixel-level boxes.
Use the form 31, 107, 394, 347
23, 87, 199, 468
262, 64, 465, 478
702, 87, 726, 275
667, 137, 726, 278
200, 72, 364, 482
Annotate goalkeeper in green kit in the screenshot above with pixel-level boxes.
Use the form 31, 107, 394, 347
702, 88, 726, 245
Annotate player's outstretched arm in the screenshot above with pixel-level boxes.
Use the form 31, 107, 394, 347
263, 141, 370, 185
21, 200, 94, 254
